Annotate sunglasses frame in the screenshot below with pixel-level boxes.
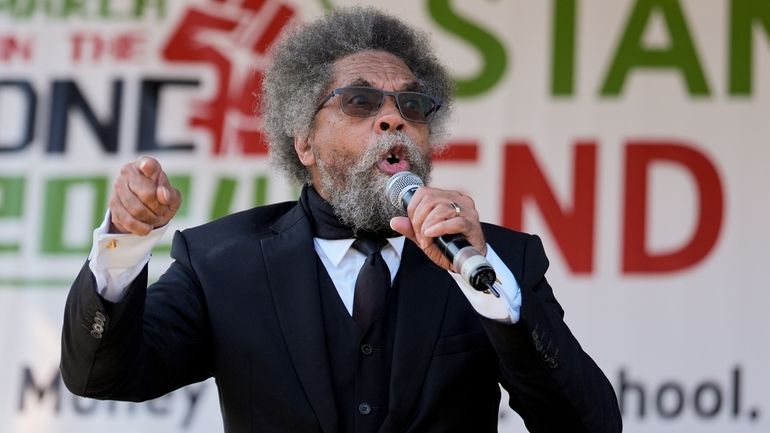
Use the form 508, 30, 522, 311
315, 86, 442, 124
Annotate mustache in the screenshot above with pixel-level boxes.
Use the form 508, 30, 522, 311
315, 131, 433, 233
354, 131, 427, 174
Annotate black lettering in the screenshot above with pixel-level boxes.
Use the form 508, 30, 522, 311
72, 395, 100, 414
0, 80, 36, 153
47, 79, 123, 154
656, 382, 684, 419
618, 368, 646, 417
694, 381, 722, 418
732, 365, 742, 417
137, 79, 198, 152
17, 366, 61, 412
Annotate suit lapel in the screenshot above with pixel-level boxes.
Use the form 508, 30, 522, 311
261, 204, 338, 433
379, 241, 452, 433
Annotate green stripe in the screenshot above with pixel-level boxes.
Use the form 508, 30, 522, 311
0, 278, 72, 288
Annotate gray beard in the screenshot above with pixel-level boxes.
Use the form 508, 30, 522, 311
315, 131, 432, 234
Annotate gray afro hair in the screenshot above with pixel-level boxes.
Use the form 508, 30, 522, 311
261, 6, 454, 185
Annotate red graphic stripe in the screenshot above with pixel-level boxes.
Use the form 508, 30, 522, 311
254, 5, 294, 54
433, 142, 479, 162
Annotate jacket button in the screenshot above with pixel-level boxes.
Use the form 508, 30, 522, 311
530, 324, 540, 341
534, 340, 543, 352
358, 403, 371, 415
361, 344, 373, 355
90, 330, 102, 339
549, 358, 559, 369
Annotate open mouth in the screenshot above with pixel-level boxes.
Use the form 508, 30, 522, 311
377, 146, 411, 174
386, 152, 400, 164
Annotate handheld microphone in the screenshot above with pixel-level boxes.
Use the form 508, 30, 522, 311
385, 172, 499, 296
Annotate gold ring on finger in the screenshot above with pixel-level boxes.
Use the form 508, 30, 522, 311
449, 201, 461, 218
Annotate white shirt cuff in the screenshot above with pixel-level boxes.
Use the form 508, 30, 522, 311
449, 244, 522, 323
87, 210, 168, 303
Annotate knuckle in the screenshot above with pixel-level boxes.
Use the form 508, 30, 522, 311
134, 187, 156, 204
124, 200, 152, 221
126, 219, 150, 236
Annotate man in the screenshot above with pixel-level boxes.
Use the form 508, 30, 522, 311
61, 7, 621, 433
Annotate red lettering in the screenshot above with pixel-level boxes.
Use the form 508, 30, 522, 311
70, 33, 144, 63
111, 33, 145, 61
0, 36, 34, 62
502, 142, 597, 273
622, 141, 724, 273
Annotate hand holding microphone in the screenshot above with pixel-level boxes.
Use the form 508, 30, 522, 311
386, 172, 499, 296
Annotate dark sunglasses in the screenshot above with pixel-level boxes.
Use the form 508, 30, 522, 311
315, 86, 442, 124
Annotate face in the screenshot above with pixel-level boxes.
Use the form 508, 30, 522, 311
294, 50, 435, 232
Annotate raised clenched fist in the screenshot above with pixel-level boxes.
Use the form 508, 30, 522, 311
108, 157, 182, 235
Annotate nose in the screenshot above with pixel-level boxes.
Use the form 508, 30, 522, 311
375, 96, 405, 132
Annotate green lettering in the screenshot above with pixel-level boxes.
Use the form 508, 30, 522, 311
730, 0, 770, 95
99, 0, 112, 17
253, 176, 268, 206
1, 0, 34, 17
0, 177, 24, 253
552, 0, 578, 96
41, 177, 108, 254
167, 175, 190, 215
0, 0, 166, 18
319, 0, 333, 12
133, 0, 166, 19
209, 175, 268, 220
600, 0, 710, 96
210, 177, 237, 220
428, 0, 507, 97
63, 0, 86, 17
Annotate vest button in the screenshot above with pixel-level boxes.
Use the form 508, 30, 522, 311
361, 344, 373, 355
358, 403, 372, 415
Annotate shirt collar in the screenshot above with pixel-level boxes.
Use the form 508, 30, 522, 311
315, 236, 406, 266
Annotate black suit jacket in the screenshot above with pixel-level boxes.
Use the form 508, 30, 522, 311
61, 201, 621, 433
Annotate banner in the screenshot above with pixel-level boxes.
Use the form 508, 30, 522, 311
2, 1, 769, 432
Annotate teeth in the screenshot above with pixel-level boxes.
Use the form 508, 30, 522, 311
386, 153, 400, 164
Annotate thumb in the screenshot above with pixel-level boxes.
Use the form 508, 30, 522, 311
156, 171, 181, 209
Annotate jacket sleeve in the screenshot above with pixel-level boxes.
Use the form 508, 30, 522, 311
479, 234, 622, 433
60, 230, 213, 401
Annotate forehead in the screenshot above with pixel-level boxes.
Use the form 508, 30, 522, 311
330, 50, 417, 89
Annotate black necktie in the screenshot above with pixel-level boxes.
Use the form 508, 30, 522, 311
352, 237, 391, 329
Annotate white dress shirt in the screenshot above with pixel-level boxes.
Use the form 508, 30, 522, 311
88, 212, 522, 322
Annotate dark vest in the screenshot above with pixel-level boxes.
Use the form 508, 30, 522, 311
317, 256, 399, 433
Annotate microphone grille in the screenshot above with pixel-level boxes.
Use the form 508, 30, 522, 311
385, 171, 424, 210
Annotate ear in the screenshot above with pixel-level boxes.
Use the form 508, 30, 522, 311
294, 133, 316, 167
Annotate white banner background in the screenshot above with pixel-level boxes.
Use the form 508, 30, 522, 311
1, 0, 768, 432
